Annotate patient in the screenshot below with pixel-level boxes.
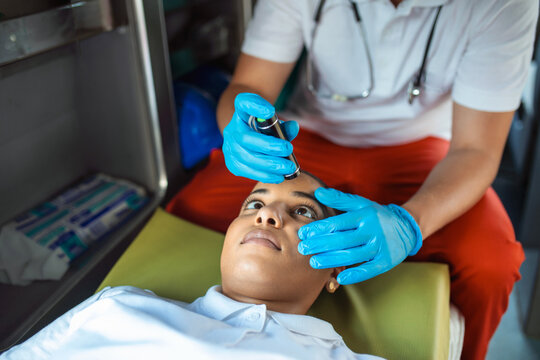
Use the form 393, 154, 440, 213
1, 172, 382, 360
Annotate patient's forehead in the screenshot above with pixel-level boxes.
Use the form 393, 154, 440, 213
252, 173, 322, 195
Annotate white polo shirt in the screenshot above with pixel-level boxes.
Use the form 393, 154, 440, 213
242, 0, 538, 147
2, 286, 382, 360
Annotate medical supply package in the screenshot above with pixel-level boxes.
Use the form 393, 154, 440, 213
0, 174, 148, 286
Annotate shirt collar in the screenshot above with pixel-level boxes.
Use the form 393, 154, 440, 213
188, 285, 264, 321
391, 0, 448, 17
406, 0, 448, 7
353, 0, 449, 9
191, 286, 342, 342
268, 311, 343, 341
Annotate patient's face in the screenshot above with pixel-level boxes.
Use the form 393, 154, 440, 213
221, 173, 335, 313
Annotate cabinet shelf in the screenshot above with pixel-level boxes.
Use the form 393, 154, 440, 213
0, 199, 159, 351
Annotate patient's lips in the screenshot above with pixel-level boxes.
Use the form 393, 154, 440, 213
241, 230, 282, 251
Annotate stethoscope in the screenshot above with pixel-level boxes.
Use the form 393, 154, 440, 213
306, 0, 443, 104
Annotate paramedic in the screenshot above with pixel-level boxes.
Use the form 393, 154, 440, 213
166, 1, 539, 359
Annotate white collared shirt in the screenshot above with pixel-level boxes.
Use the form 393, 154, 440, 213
1, 286, 383, 360
242, 0, 538, 147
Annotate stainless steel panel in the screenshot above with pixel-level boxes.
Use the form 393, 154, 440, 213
0, 46, 85, 226
0, 0, 114, 67
75, 29, 162, 192
138, 0, 184, 196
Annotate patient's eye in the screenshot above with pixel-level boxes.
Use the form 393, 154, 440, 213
294, 206, 316, 219
245, 199, 264, 210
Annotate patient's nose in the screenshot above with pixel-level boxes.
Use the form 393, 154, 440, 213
255, 205, 283, 228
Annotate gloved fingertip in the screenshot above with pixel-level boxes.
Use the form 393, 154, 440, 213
267, 176, 285, 184
235, 92, 269, 106
234, 93, 275, 119
336, 272, 353, 285
338, 271, 365, 285
314, 187, 337, 201
282, 120, 300, 141
314, 187, 330, 195
309, 256, 322, 269
297, 242, 307, 255
286, 160, 297, 174
298, 225, 314, 240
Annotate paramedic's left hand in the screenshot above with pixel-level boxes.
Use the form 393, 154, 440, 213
297, 188, 423, 285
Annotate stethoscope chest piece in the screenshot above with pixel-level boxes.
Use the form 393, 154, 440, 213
407, 80, 422, 105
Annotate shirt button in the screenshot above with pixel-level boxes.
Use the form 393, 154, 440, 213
247, 312, 261, 321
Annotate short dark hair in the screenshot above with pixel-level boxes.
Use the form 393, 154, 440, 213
299, 170, 328, 188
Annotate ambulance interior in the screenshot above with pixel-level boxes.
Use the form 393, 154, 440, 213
0, 1, 539, 359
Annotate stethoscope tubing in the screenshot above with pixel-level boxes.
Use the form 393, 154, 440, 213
307, 0, 443, 104
412, 6, 443, 90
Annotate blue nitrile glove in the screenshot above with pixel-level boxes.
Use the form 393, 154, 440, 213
297, 188, 423, 285
222, 93, 300, 183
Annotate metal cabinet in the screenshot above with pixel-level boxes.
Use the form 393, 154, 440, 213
0, 0, 180, 350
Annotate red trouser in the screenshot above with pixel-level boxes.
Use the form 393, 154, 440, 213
166, 130, 524, 360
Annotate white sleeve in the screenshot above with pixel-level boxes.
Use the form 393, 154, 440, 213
241, 0, 304, 63
452, 0, 538, 112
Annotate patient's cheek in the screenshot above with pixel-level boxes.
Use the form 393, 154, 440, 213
234, 259, 271, 282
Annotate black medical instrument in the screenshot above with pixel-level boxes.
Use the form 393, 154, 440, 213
307, 0, 443, 104
249, 115, 301, 180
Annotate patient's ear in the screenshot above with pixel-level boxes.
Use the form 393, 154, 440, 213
326, 266, 346, 294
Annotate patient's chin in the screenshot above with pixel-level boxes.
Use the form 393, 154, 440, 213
222, 259, 290, 300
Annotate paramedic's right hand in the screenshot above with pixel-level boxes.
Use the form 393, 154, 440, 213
223, 93, 299, 183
